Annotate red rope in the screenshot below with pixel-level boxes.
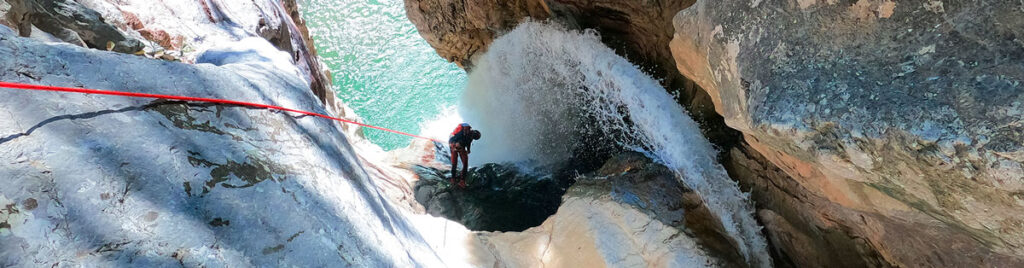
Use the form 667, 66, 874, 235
0, 81, 442, 143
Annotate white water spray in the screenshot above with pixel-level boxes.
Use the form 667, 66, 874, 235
458, 21, 771, 266
419, 105, 464, 141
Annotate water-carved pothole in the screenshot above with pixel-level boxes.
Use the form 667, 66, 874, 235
411, 152, 749, 266
412, 163, 575, 232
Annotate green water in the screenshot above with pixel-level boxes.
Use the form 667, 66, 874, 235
298, 0, 466, 150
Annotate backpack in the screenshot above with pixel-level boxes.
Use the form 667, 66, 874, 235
449, 123, 472, 146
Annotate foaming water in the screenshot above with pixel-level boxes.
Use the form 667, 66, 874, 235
459, 21, 771, 266
418, 106, 464, 141
298, 0, 466, 150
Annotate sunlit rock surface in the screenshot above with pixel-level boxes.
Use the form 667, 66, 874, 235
0, 0, 333, 104
0, 31, 453, 266
671, 0, 1024, 266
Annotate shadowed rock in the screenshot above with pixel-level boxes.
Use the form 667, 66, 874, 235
7, 0, 143, 53
413, 163, 568, 232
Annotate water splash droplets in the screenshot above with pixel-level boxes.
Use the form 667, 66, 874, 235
459, 21, 771, 266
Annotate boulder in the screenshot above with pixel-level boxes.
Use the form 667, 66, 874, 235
7, 0, 144, 53
671, 0, 1024, 266
2, 0, 29, 36
138, 28, 183, 50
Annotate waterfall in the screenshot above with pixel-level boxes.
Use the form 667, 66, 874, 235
457, 21, 771, 266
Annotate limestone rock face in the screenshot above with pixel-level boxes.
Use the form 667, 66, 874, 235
402, 0, 734, 148
402, 0, 692, 81
671, 0, 1024, 266
470, 153, 745, 267
281, 0, 334, 106
404, 0, 552, 68
1, 0, 335, 107
261, 0, 335, 106
0, 32, 456, 266
5, 0, 144, 53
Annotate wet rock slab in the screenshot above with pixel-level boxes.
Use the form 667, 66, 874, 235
465, 152, 747, 267
412, 163, 568, 232
0, 33, 444, 266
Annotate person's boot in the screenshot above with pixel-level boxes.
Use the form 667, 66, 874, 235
463, 169, 470, 188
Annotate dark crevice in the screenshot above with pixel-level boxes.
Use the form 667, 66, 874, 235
0, 100, 314, 145
0, 101, 181, 145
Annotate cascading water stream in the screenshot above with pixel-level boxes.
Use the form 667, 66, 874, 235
300, 0, 770, 263
457, 21, 772, 266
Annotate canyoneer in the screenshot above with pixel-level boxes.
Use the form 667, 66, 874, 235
449, 123, 481, 188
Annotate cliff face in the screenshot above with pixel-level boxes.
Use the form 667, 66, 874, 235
404, 0, 1024, 266
404, 0, 551, 69
404, 0, 688, 76
403, 0, 724, 133
1, 0, 334, 107
671, 0, 1024, 266
0, 33, 450, 266
457, 153, 747, 267
0, 1, 454, 266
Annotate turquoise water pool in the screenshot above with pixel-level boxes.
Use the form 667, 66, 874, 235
299, 0, 466, 150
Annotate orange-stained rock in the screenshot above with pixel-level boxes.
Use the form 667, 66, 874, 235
138, 28, 184, 50
403, 0, 734, 153
404, 0, 552, 69
121, 11, 144, 30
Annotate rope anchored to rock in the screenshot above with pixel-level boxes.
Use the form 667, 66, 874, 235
0, 81, 443, 143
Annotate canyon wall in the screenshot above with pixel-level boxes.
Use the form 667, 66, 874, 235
0, 0, 451, 266
404, 0, 1024, 266
0, 31, 449, 267
404, 0, 727, 141
671, 0, 1024, 266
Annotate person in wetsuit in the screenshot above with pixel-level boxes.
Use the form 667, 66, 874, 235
449, 123, 481, 188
